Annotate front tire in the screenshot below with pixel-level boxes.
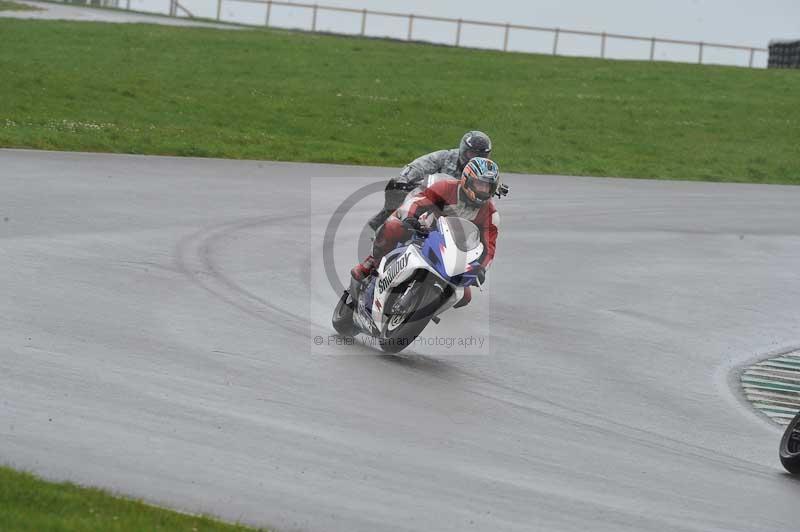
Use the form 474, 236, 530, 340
332, 291, 356, 336
780, 410, 800, 474
379, 279, 443, 354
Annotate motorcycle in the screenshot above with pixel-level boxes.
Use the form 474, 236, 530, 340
779, 410, 800, 474
332, 215, 484, 353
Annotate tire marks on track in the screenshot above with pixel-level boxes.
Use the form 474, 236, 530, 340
175, 214, 775, 479
175, 215, 313, 338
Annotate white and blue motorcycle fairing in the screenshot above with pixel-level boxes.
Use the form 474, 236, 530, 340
335, 216, 484, 353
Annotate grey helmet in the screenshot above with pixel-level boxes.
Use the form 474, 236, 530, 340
458, 131, 493, 168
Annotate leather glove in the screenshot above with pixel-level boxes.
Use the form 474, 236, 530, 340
402, 217, 426, 234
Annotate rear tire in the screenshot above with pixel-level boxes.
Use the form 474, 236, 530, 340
780, 411, 800, 474
332, 291, 356, 336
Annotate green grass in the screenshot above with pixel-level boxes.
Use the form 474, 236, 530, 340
0, 19, 798, 183
0, 466, 266, 531
0, 1, 41, 10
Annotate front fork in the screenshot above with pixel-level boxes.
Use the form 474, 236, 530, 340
390, 280, 417, 316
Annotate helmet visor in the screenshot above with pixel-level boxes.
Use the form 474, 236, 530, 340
471, 179, 494, 201
463, 148, 491, 162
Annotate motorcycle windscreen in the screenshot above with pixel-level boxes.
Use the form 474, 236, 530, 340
438, 217, 484, 277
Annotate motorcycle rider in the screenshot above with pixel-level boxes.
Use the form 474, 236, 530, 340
366, 130, 493, 231
352, 157, 501, 307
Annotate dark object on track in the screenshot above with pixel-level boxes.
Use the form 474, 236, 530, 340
779, 410, 800, 474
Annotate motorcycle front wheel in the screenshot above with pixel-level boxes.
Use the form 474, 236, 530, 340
779, 410, 800, 474
379, 278, 444, 354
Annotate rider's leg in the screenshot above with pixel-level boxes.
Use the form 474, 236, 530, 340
367, 209, 392, 233
372, 217, 408, 260
368, 178, 411, 231
351, 217, 409, 281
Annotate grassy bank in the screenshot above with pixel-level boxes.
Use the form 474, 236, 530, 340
0, 466, 266, 531
0, 1, 41, 10
0, 18, 798, 183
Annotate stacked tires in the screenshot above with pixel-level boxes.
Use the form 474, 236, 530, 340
768, 40, 800, 69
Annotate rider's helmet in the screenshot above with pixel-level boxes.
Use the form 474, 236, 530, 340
459, 157, 500, 207
458, 131, 492, 168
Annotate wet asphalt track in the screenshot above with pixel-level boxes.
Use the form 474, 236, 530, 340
2, 148, 800, 532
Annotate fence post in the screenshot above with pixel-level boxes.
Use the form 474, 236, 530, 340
264, 0, 271, 26
503, 23, 510, 52
216, 0, 221, 21
312, 4, 318, 32
407, 14, 414, 41
649, 37, 656, 60
601, 32, 606, 58
552, 28, 560, 55
455, 19, 462, 46
360, 9, 366, 36
749, 48, 755, 68
698, 42, 704, 64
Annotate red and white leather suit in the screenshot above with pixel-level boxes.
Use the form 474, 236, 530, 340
373, 177, 499, 271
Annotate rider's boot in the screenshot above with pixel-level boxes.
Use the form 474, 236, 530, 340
351, 255, 377, 282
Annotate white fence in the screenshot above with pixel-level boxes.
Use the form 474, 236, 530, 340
69, 0, 768, 68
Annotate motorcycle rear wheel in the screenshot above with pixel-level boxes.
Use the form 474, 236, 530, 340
332, 290, 356, 337
779, 410, 800, 474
